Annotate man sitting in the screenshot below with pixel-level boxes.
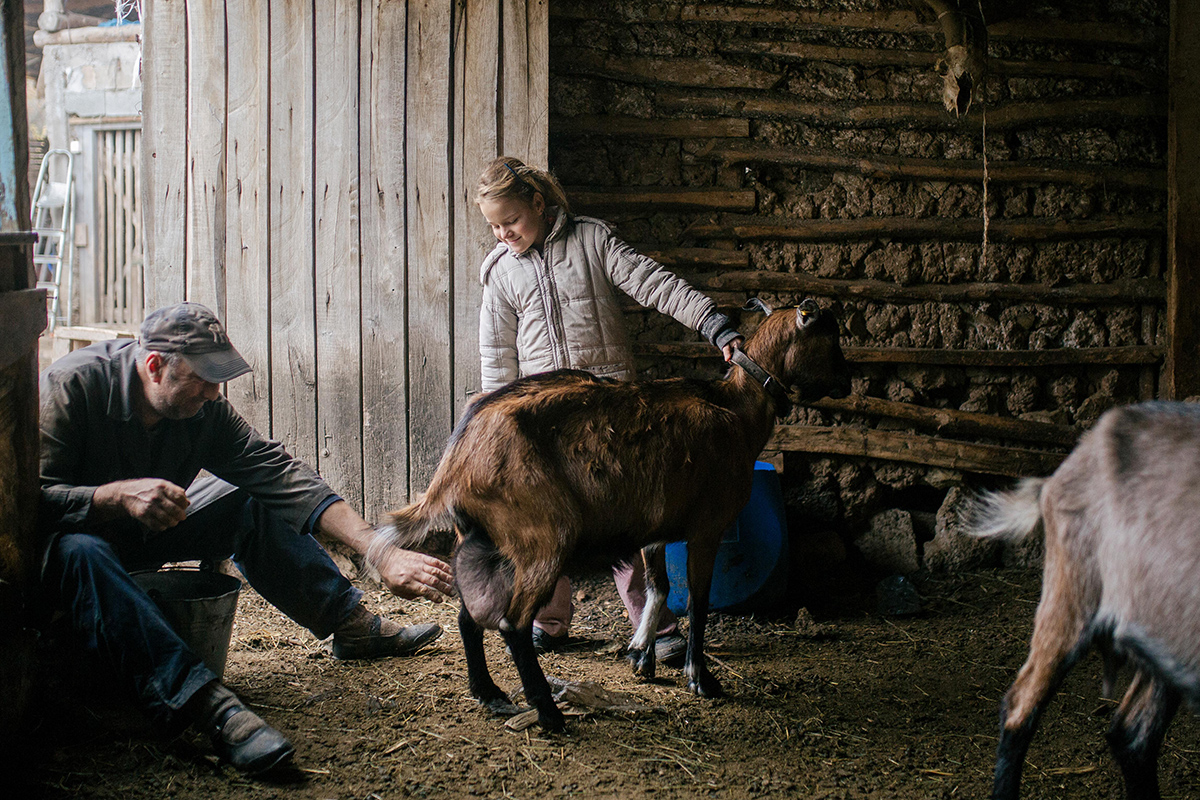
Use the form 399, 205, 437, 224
38, 302, 454, 775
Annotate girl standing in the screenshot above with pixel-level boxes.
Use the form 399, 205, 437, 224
474, 156, 742, 660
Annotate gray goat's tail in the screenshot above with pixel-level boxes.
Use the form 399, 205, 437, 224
964, 477, 1046, 543
367, 493, 457, 570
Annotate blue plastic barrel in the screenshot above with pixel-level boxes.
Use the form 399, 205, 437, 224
665, 461, 788, 614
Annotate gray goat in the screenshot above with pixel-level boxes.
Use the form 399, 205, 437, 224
970, 401, 1200, 800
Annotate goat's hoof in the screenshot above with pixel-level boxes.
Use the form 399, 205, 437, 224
539, 706, 567, 733
481, 697, 524, 717
688, 674, 725, 698
627, 649, 656, 680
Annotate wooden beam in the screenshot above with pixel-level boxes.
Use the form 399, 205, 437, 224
766, 425, 1066, 477
551, 115, 750, 138
1166, 0, 1200, 399
705, 142, 1167, 192
553, 3, 1165, 48
568, 186, 757, 212
638, 246, 751, 270
658, 91, 1166, 130
685, 213, 1166, 243
551, 47, 781, 89
704, 271, 1167, 306
801, 394, 1081, 448
635, 341, 1165, 366
717, 40, 1157, 86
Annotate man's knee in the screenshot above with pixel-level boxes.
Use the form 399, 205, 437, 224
52, 533, 121, 572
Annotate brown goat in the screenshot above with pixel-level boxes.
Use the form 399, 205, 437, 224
371, 298, 851, 731
969, 401, 1200, 800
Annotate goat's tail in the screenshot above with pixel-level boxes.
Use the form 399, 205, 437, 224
964, 477, 1046, 543
367, 491, 458, 570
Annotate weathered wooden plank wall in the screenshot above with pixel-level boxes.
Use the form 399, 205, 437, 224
141, 0, 548, 520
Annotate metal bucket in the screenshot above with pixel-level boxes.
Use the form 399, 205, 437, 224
132, 568, 242, 680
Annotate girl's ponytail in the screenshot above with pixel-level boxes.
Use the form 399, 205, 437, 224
476, 156, 572, 216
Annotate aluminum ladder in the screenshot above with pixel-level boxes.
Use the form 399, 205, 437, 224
31, 149, 76, 332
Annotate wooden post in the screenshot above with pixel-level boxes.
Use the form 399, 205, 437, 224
1166, 0, 1200, 399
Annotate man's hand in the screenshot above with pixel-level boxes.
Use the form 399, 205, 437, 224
314, 499, 454, 602
374, 545, 455, 602
92, 478, 190, 531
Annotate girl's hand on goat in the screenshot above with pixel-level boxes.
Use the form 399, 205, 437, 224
722, 337, 745, 362
377, 547, 455, 602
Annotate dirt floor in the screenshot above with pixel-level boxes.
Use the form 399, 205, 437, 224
16, 566, 1200, 800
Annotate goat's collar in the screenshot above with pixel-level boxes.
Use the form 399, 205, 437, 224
730, 349, 792, 416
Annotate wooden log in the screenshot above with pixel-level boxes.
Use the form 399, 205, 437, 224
765, 425, 1066, 477
637, 246, 750, 270
568, 186, 757, 212
554, 3, 1164, 48
685, 213, 1166, 243
987, 17, 1165, 48
658, 91, 1166, 130
140, 0, 187, 310
717, 40, 1157, 86
33, 24, 141, 47
551, 115, 750, 139
842, 346, 1165, 367
634, 341, 1165, 366
360, 0, 410, 518
801, 394, 1081, 448
224, 0, 270, 434
552, 2, 922, 33
551, 47, 781, 90
705, 142, 1167, 192
705, 271, 1167, 305
313, 0, 364, 509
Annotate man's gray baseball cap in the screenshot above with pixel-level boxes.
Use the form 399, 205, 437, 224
139, 302, 252, 383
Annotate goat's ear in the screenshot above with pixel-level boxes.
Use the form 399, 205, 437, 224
743, 297, 772, 316
796, 298, 821, 328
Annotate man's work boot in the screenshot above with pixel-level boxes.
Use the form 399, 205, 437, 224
331, 604, 443, 659
186, 680, 294, 775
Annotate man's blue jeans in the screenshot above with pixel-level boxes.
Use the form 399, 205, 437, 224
42, 476, 362, 730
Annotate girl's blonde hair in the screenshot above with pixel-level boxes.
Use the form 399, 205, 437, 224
475, 156, 572, 216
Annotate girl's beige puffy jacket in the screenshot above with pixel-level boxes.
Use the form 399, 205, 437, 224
479, 211, 734, 393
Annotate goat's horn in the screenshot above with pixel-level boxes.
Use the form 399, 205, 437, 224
743, 297, 772, 316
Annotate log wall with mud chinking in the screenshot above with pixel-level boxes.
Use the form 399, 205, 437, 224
547, 0, 1170, 584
